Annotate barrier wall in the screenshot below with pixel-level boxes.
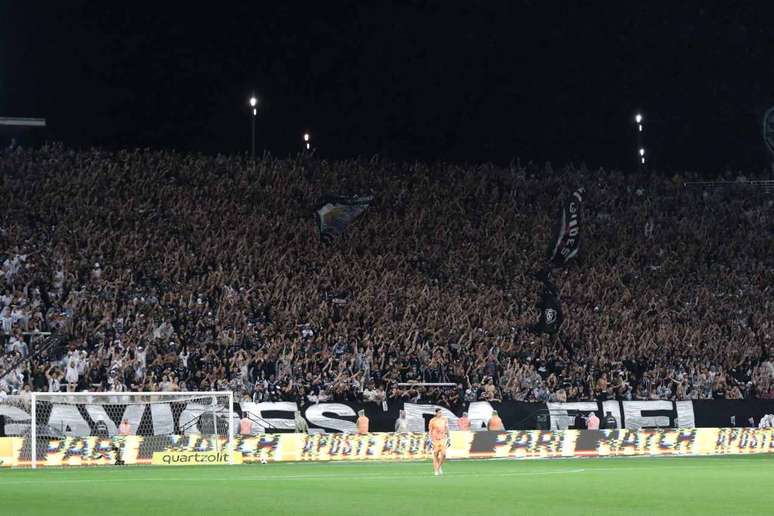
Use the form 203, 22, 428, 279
1, 428, 773, 468
4, 398, 774, 435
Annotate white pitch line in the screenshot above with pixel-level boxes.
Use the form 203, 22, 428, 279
0, 468, 586, 485
1, 455, 769, 483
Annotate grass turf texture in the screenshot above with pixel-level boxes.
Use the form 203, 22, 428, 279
1, 455, 772, 515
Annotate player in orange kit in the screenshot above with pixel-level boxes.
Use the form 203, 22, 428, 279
428, 408, 449, 476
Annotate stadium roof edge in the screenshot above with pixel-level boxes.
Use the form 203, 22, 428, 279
0, 117, 47, 127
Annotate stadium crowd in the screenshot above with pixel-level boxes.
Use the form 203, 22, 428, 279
0, 145, 772, 410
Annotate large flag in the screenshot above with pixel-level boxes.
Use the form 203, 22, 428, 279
534, 278, 563, 335
316, 194, 373, 243
547, 187, 585, 267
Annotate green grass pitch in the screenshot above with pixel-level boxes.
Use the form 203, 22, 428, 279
1, 455, 773, 515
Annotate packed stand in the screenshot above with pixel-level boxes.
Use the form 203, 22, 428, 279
0, 145, 772, 409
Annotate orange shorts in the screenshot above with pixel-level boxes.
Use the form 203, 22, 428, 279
432, 440, 447, 453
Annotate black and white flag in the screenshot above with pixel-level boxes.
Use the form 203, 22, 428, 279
539, 278, 563, 334
547, 187, 584, 268
530, 276, 563, 335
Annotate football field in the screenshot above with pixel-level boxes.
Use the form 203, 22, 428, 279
1, 455, 772, 515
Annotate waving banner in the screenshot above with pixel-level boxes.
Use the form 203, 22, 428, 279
547, 187, 584, 267
6, 398, 774, 437
316, 194, 373, 243
529, 276, 563, 335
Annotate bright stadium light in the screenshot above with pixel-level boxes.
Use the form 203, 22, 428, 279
248, 93, 258, 159
634, 111, 646, 170
304, 133, 310, 142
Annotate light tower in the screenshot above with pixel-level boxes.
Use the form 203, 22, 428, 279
634, 112, 645, 170
249, 95, 258, 159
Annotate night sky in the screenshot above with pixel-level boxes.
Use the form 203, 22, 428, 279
3, 1, 774, 172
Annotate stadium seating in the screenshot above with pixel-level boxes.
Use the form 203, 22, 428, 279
0, 145, 772, 407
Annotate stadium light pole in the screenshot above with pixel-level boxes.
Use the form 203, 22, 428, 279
634, 112, 645, 171
249, 95, 258, 160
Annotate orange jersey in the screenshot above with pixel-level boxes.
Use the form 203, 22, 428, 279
429, 416, 448, 441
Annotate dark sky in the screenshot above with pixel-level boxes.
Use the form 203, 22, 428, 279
3, 1, 774, 172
